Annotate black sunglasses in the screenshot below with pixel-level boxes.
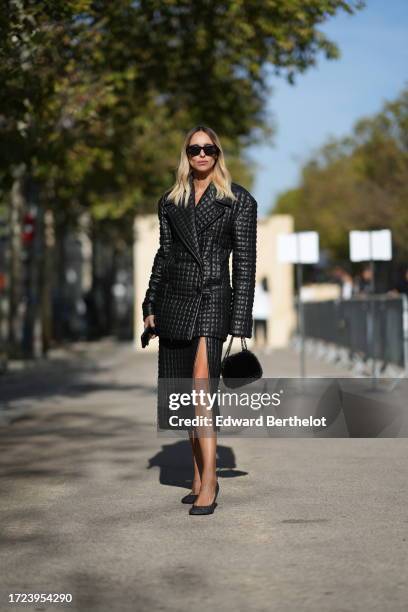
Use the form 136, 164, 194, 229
186, 144, 219, 157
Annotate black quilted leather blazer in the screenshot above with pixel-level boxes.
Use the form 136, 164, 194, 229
142, 178, 257, 342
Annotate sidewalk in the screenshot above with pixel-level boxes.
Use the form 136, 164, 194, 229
0, 339, 407, 611
0, 337, 352, 423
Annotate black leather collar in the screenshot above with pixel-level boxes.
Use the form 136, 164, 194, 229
163, 180, 233, 268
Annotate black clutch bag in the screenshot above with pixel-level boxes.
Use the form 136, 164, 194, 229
221, 336, 263, 389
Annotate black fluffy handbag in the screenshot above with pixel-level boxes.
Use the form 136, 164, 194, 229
221, 336, 263, 389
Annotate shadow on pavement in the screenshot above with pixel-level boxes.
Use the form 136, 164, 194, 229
0, 408, 147, 485
147, 440, 248, 490
1, 354, 156, 406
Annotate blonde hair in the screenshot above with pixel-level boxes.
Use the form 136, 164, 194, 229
166, 125, 237, 206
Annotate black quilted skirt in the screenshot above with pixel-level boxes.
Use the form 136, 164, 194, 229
157, 335, 225, 431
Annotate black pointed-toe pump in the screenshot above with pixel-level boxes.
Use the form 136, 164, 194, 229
181, 492, 198, 504
189, 482, 219, 516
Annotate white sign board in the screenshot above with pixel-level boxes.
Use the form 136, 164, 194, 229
277, 232, 319, 264
298, 232, 320, 264
349, 229, 392, 262
349, 231, 370, 262
277, 234, 297, 263
372, 229, 392, 260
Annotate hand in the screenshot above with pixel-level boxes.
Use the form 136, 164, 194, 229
144, 314, 157, 338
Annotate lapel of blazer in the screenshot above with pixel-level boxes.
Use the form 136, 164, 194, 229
164, 176, 232, 269
194, 181, 232, 235
164, 179, 203, 269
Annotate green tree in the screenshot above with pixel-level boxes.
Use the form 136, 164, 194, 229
0, 0, 365, 356
274, 85, 408, 262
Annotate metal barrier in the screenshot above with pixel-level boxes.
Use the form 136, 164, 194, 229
301, 295, 408, 370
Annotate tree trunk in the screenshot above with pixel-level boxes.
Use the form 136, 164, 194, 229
40, 208, 55, 355
7, 164, 25, 357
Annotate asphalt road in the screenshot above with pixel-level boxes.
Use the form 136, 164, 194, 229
0, 339, 407, 612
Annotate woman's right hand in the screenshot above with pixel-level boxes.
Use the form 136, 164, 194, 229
144, 314, 157, 338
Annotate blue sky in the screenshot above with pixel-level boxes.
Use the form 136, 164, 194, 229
248, 0, 408, 216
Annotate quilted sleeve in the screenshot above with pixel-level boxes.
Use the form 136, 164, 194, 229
142, 195, 173, 320
229, 194, 257, 338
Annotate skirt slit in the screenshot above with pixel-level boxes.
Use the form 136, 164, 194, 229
157, 335, 224, 431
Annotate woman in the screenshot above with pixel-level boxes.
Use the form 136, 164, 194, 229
142, 125, 257, 515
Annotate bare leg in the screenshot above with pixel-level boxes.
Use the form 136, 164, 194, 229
188, 429, 202, 495
192, 336, 217, 506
